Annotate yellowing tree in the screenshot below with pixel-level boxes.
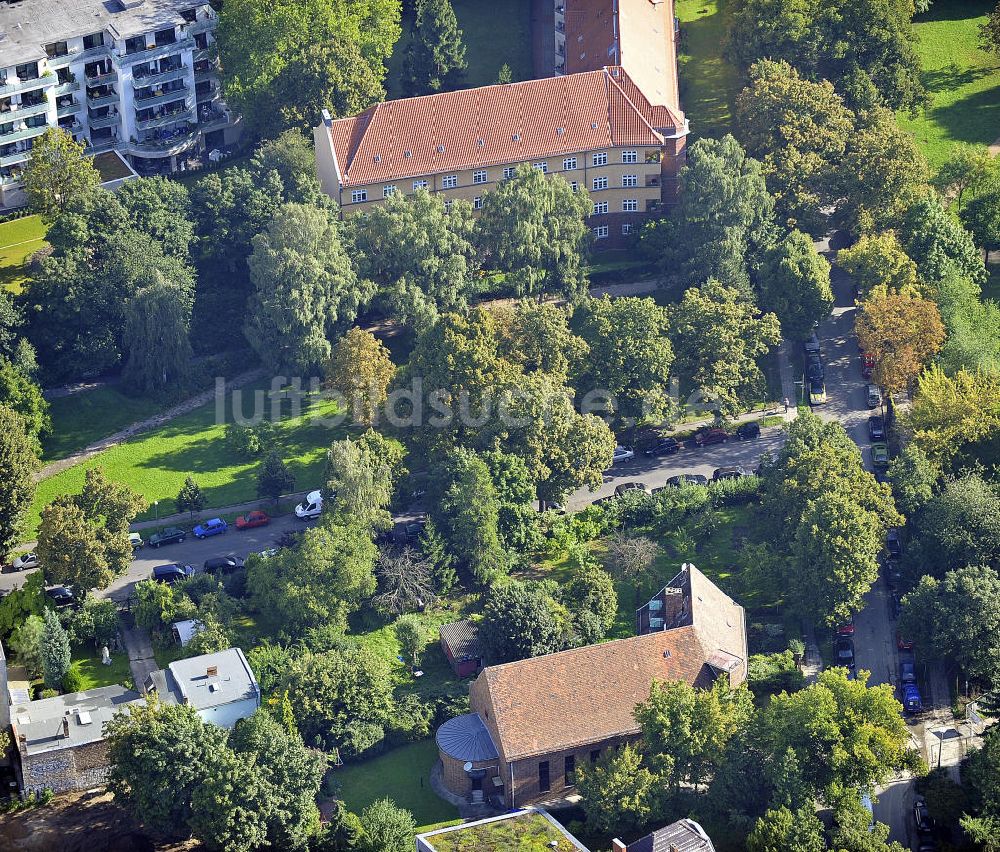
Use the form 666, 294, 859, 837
837, 232, 920, 298
906, 365, 1000, 464
325, 327, 396, 428
855, 286, 945, 393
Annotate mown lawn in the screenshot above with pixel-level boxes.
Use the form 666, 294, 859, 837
386, 0, 533, 98
898, 0, 1000, 170
28, 381, 347, 536
0, 214, 48, 292
70, 646, 132, 691
331, 738, 461, 833
42, 386, 166, 462
675, 0, 740, 138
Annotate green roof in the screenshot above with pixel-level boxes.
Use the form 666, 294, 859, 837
419, 810, 586, 852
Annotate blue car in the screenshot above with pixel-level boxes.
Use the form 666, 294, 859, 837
193, 518, 228, 538
902, 684, 923, 713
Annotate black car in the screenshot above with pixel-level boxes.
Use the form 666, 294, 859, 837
886, 528, 902, 559
835, 636, 855, 668
914, 799, 933, 833
45, 586, 76, 609
665, 473, 709, 487
645, 437, 680, 456
712, 466, 748, 481
148, 526, 187, 548
806, 353, 824, 381
615, 482, 650, 497
203, 555, 245, 574
868, 415, 886, 441
153, 563, 194, 585
734, 422, 761, 441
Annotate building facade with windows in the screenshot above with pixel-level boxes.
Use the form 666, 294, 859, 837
435, 565, 746, 808
314, 66, 687, 249
0, 0, 240, 209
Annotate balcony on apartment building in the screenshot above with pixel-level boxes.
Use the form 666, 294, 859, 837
46, 36, 110, 69
88, 109, 120, 130
129, 126, 197, 155
181, 6, 217, 37
85, 60, 118, 88
135, 103, 194, 131
135, 83, 188, 110
115, 34, 195, 67
197, 105, 229, 132
56, 97, 82, 118
86, 87, 119, 109
133, 61, 187, 88
1, 97, 51, 123
54, 78, 80, 97
0, 119, 48, 146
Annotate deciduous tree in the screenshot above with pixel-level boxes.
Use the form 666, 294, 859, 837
757, 229, 833, 339
0, 406, 39, 555
479, 580, 564, 663
933, 143, 993, 210
747, 805, 826, 852
836, 232, 919, 297
906, 366, 1000, 464
257, 451, 295, 503
324, 435, 396, 530
22, 127, 100, 218
325, 328, 395, 427
358, 799, 415, 852
855, 286, 945, 393
576, 744, 655, 834
122, 276, 193, 394
175, 476, 205, 517
393, 614, 426, 668
373, 548, 436, 616
887, 444, 938, 517
899, 195, 986, 285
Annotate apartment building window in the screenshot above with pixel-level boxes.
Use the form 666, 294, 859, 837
533, 162, 548, 173
83, 32, 105, 51
124, 36, 146, 55
383, 185, 396, 198
45, 42, 69, 59
351, 189, 367, 203
474, 196, 483, 210
14, 63, 38, 82
442, 174, 458, 188
570, 181, 578, 193
565, 755, 576, 786
563, 156, 577, 170
622, 223, 634, 235
593, 225, 609, 239
444, 200, 453, 211
473, 169, 488, 184
622, 199, 638, 212
154, 27, 178, 47
622, 150, 638, 163
622, 174, 638, 188
592, 152, 608, 166
592, 176, 608, 191
503, 166, 516, 180
413, 179, 428, 190
593, 201, 609, 215
538, 761, 551, 793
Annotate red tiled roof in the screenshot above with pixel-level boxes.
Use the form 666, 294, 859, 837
473, 566, 746, 762
564, 0, 681, 112
327, 67, 677, 188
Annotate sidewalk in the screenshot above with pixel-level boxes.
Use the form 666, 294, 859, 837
802, 622, 823, 684
120, 616, 158, 692
130, 489, 310, 532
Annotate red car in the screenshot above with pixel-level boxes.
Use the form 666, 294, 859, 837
897, 632, 914, 651
836, 619, 855, 636
235, 510, 270, 530
694, 428, 729, 447
861, 352, 875, 380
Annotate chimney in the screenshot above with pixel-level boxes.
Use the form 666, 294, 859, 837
612, 841, 627, 852
321, 109, 332, 128
61, 718, 70, 738
206, 666, 217, 677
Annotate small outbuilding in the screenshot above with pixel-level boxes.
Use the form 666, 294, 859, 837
439, 620, 483, 678
172, 619, 205, 647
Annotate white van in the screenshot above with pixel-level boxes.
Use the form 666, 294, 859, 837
295, 490, 323, 520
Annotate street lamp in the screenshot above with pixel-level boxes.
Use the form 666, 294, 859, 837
153, 500, 158, 522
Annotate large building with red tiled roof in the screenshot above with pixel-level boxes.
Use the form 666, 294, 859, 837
434, 564, 746, 809
314, 65, 687, 247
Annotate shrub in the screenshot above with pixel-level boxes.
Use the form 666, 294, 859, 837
224, 420, 275, 458
707, 474, 762, 507
62, 667, 85, 694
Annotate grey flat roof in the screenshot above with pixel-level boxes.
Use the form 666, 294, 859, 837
12, 685, 143, 756
0, 0, 204, 68
164, 648, 259, 711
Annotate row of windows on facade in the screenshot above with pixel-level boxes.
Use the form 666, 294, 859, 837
594, 223, 635, 239
351, 175, 646, 204
535, 748, 608, 793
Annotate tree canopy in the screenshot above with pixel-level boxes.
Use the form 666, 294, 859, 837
22, 127, 101, 218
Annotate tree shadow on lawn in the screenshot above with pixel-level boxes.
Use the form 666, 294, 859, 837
921, 61, 998, 95
915, 0, 993, 23
926, 83, 1000, 145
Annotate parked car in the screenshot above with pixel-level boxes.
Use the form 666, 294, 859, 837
835, 637, 855, 668
914, 799, 933, 833
861, 352, 875, 379
712, 466, 747, 481
253, 548, 279, 560
870, 442, 889, 468
615, 482, 650, 497
12, 551, 38, 571
295, 490, 324, 520
836, 619, 855, 636
803, 333, 821, 355
806, 353, 824, 381
734, 421, 761, 441
235, 510, 270, 530
902, 683, 923, 713
665, 473, 709, 487
611, 445, 635, 465
868, 416, 885, 441
886, 528, 902, 559
129, 532, 144, 550
203, 556, 245, 574
866, 384, 882, 408
809, 379, 827, 406
694, 428, 728, 447
45, 586, 76, 609
193, 518, 227, 538
900, 656, 916, 684
404, 518, 427, 542
645, 437, 680, 457
897, 632, 914, 651
148, 526, 186, 548
153, 563, 194, 584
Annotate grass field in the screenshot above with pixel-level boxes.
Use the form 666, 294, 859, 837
0, 214, 47, 292
29, 381, 347, 536
42, 386, 166, 462
675, 0, 739, 138
70, 647, 132, 691
898, 0, 1000, 170
331, 739, 461, 833
386, 0, 533, 98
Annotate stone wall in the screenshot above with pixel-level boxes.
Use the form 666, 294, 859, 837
20, 742, 111, 796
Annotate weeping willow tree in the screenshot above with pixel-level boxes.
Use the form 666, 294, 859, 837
121, 271, 194, 395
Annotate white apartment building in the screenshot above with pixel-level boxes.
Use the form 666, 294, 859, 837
0, 0, 241, 208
